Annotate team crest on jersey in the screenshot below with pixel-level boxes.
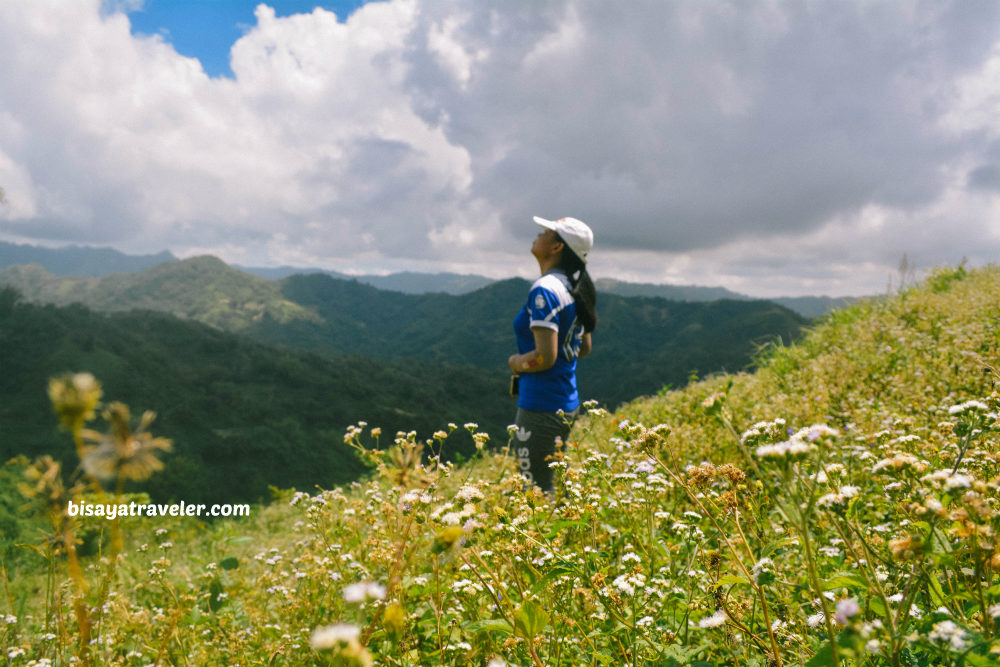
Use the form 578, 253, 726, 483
534, 293, 546, 309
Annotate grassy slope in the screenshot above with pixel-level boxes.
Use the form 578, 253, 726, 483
5, 265, 1000, 666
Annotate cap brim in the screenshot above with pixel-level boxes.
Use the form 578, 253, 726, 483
533, 216, 557, 230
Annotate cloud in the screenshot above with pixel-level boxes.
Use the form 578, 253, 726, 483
0, 0, 999, 295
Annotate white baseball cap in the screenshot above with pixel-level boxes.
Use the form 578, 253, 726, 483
533, 216, 594, 264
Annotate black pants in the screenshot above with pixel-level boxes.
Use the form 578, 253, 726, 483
513, 407, 579, 495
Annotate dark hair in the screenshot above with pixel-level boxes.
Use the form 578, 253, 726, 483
555, 233, 598, 333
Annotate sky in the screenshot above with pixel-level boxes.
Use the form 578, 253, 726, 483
1, 1, 1000, 297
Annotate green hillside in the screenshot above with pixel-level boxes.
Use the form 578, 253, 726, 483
0, 291, 511, 505
0, 257, 318, 331
5, 263, 999, 666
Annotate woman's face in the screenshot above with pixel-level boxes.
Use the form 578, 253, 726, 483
531, 228, 562, 260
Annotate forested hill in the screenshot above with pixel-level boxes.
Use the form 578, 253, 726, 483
0, 291, 512, 504
1, 257, 809, 409
263, 273, 808, 407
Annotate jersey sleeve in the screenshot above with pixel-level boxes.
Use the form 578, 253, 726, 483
528, 285, 561, 331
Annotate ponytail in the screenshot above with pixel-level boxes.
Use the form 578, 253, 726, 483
556, 234, 598, 333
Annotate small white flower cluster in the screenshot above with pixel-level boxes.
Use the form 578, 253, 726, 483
752, 558, 774, 585
698, 609, 726, 628
920, 469, 975, 490
310, 623, 360, 649
834, 598, 860, 626
756, 424, 838, 459
948, 400, 989, 415
612, 572, 646, 596
455, 484, 485, 502
816, 485, 861, 509
871, 452, 928, 474
343, 581, 386, 603
740, 418, 787, 445
928, 620, 968, 651
452, 578, 485, 595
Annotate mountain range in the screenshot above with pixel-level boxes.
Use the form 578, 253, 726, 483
0, 240, 856, 317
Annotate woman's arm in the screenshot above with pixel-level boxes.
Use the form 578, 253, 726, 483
579, 331, 592, 359
508, 326, 558, 374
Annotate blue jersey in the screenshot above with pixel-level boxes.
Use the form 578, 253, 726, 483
514, 271, 585, 412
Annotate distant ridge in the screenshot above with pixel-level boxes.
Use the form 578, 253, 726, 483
237, 265, 495, 295
0, 241, 175, 276
0, 241, 859, 317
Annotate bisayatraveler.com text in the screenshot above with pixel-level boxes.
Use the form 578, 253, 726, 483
67, 500, 251, 520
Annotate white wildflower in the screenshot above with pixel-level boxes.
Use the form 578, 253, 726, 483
948, 401, 988, 415
699, 609, 726, 628
310, 623, 360, 649
928, 620, 967, 651
834, 598, 860, 625
343, 581, 386, 603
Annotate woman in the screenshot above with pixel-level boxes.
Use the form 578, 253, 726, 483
508, 216, 597, 496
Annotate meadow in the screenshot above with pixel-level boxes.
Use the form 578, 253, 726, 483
3, 263, 999, 666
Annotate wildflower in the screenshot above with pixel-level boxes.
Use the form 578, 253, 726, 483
741, 418, 787, 445
928, 620, 967, 651
945, 474, 972, 490
311, 623, 360, 648
310, 623, 373, 666
455, 485, 483, 502
432, 525, 466, 554
872, 452, 928, 474
807, 612, 826, 628
48, 372, 102, 431
613, 575, 635, 596
635, 459, 657, 474
343, 581, 386, 603
817, 493, 845, 508
834, 598, 860, 626
865, 639, 881, 654
889, 535, 923, 560
699, 609, 726, 628
949, 401, 988, 415
80, 402, 172, 482
637, 616, 654, 628
752, 558, 775, 586
702, 393, 725, 410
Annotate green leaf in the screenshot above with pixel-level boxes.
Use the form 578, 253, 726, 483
822, 571, 868, 591
208, 579, 226, 612
513, 600, 549, 640
869, 596, 887, 617
463, 619, 513, 635
717, 574, 749, 587
804, 640, 835, 667
927, 573, 947, 607
965, 653, 998, 667
219, 557, 239, 570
